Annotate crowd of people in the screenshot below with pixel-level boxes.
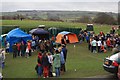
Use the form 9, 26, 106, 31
78, 26, 120, 54
34, 38, 67, 78
1, 25, 120, 78
6, 35, 68, 78
36, 43, 67, 78
9, 36, 54, 58
12, 40, 33, 58
0, 30, 69, 78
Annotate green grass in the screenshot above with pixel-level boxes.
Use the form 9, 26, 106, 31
1, 20, 112, 34
3, 43, 112, 78
1, 20, 114, 78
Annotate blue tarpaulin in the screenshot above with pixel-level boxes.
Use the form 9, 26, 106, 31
59, 31, 71, 35
6, 28, 32, 52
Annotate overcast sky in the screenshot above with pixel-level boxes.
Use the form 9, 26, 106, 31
1, 0, 120, 13
1, 0, 120, 2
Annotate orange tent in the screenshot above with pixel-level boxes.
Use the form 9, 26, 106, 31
56, 31, 79, 43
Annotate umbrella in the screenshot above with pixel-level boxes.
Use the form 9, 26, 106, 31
29, 28, 49, 40
29, 28, 49, 35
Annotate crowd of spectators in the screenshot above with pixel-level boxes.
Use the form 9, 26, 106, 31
78, 26, 120, 54
1, 25, 120, 78
35, 38, 67, 78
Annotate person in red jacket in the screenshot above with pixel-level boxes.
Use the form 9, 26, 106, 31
100, 44, 107, 53
37, 52, 43, 77
42, 51, 49, 78
100, 30, 104, 36
16, 42, 21, 56
106, 38, 111, 51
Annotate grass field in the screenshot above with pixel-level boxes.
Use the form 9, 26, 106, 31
2, 43, 112, 78
1, 20, 114, 78
2, 20, 112, 34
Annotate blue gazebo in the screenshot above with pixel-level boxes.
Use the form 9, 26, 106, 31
6, 28, 32, 52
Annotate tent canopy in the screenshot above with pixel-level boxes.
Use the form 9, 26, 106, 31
59, 31, 71, 35
6, 28, 32, 52
29, 28, 49, 40
7, 28, 31, 38
56, 31, 79, 43
1, 34, 7, 38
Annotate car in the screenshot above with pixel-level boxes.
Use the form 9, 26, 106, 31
103, 52, 120, 75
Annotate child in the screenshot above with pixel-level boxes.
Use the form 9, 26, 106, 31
100, 44, 107, 53
25, 47, 29, 58
47, 52, 53, 77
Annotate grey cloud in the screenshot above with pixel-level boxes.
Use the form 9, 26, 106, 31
1, 0, 120, 2
1, 2, 118, 13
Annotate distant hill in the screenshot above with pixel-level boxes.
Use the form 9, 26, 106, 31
1, 10, 117, 21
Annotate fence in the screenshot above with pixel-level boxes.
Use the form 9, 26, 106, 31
48, 27, 82, 37
1, 25, 19, 34
1, 26, 82, 38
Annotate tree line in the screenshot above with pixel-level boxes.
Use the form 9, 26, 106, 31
72, 13, 118, 25
0, 12, 118, 25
